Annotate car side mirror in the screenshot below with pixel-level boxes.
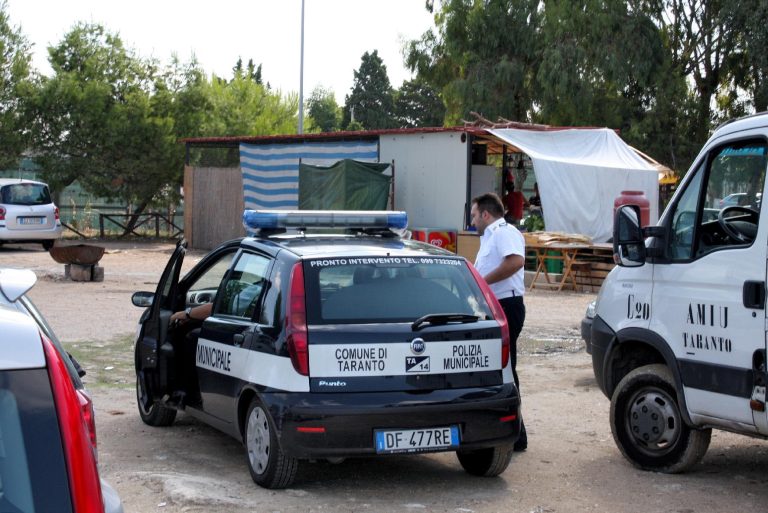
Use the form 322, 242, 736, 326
132, 291, 154, 307
613, 205, 646, 267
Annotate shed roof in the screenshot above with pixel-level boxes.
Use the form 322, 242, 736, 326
180, 123, 596, 153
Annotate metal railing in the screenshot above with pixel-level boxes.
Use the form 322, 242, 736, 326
60, 212, 183, 239
98, 213, 183, 238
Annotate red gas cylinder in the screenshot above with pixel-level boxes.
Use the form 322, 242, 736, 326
614, 190, 650, 227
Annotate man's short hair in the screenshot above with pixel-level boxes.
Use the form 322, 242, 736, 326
472, 193, 504, 218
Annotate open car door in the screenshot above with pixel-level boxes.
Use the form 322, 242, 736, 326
136, 239, 186, 410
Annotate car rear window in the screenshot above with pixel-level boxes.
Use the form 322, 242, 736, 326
0, 183, 52, 206
0, 369, 73, 513
305, 256, 492, 324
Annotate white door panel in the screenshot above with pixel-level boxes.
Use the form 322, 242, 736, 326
649, 133, 768, 430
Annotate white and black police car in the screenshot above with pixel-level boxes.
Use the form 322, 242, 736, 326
132, 210, 521, 488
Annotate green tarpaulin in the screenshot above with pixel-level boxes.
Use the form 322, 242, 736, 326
299, 159, 391, 210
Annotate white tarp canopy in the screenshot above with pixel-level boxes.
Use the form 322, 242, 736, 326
489, 128, 659, 242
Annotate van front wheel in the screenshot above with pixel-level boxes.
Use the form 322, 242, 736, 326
610, 364, 711, 473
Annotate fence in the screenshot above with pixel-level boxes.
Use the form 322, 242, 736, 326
59, 206, 183, 239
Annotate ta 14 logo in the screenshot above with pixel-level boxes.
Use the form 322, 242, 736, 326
406, 356, 430, 373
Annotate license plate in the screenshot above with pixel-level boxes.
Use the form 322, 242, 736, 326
18, 217, 44, 225
374, 426, 459, 454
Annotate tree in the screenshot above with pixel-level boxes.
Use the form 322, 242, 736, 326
306, 86, 341, 132
535, 0, 665, 128
394, 79, 445, 127
203, 71, 297, 137
30, 23, 200, 235
343, 50, 397, 129
0, 1, 33, 169
232, 57, 266, 86
719, 0, 768, 115
659, 0, 740, 142
405, 0, 540, 124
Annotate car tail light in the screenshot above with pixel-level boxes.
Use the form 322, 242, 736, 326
0, 206, 5, 221
41, 331, 104, 513
466, 262, 511, 369
78, 388, 98, 456
285, 262, 309, 376
55, 206, 60, 221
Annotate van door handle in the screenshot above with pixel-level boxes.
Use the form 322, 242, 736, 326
743, 280, 765, 309
233, 333, 245, 347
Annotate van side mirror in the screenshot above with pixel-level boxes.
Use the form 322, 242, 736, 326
613, 205, 646, 267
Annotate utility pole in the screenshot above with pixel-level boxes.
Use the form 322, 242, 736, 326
298, 0, 305, 134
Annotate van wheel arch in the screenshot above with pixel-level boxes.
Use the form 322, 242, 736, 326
607, 328, 692, 427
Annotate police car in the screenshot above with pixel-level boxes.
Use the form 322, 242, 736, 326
132, 210, 521, 488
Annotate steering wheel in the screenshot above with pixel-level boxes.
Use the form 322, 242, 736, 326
718, 205, 759, 243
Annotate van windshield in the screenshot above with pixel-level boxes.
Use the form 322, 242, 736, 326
304, 257, 492, 324
0, 184, 52, 206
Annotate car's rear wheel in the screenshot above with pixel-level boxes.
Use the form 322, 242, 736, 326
610, 364, 711, 473
244, 399, 298, 489
42, 240, 54, 251
136, 375, 176, 427
457, 445, 513, 476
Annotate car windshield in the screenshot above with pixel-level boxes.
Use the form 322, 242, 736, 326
0, 183, 52, 206
304, 256, 492, 324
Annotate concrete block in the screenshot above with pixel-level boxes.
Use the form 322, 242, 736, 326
70, 264, 93, 282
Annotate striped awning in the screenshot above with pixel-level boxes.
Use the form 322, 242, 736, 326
239, 140, 379, 209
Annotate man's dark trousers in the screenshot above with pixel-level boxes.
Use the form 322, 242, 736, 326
499, 295, 527, 450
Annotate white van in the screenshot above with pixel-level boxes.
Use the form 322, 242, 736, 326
585, 112, 768, 473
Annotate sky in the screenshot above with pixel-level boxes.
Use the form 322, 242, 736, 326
4, 0, 436, 104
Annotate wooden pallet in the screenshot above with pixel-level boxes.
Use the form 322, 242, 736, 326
572, 262, 615, 292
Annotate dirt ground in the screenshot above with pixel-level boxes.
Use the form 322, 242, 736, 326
3, 241, 768, 513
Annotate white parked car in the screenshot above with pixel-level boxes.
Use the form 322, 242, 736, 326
0, 178, 63, 250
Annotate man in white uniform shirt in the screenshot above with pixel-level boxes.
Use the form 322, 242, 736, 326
470, 192, 528, 452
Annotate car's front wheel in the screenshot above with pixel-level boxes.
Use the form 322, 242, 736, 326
244, 399, 298, 489
136, 375, 176, 427
610, 364, 711, 473
456, 445, 513, 476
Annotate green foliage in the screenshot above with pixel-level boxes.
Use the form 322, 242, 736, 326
232, 57, 264, 85
406, 0, 540, 124
28, 24, 297, 231
719, 0, 768, 114
406, 0, 758, 175
343, 50, 397, 129
0, 1, 33, 169
2, 0, 766, 216
203, 72, 297, 137
306, 86, 341, 133
524, 214, 545, 233
345, 119, 364, 131
536, 0, 665, 128
394, 79, 446, 127
30, 23, 173, 209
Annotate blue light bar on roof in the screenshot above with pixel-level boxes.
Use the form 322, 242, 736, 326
243, 210, 408, 231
